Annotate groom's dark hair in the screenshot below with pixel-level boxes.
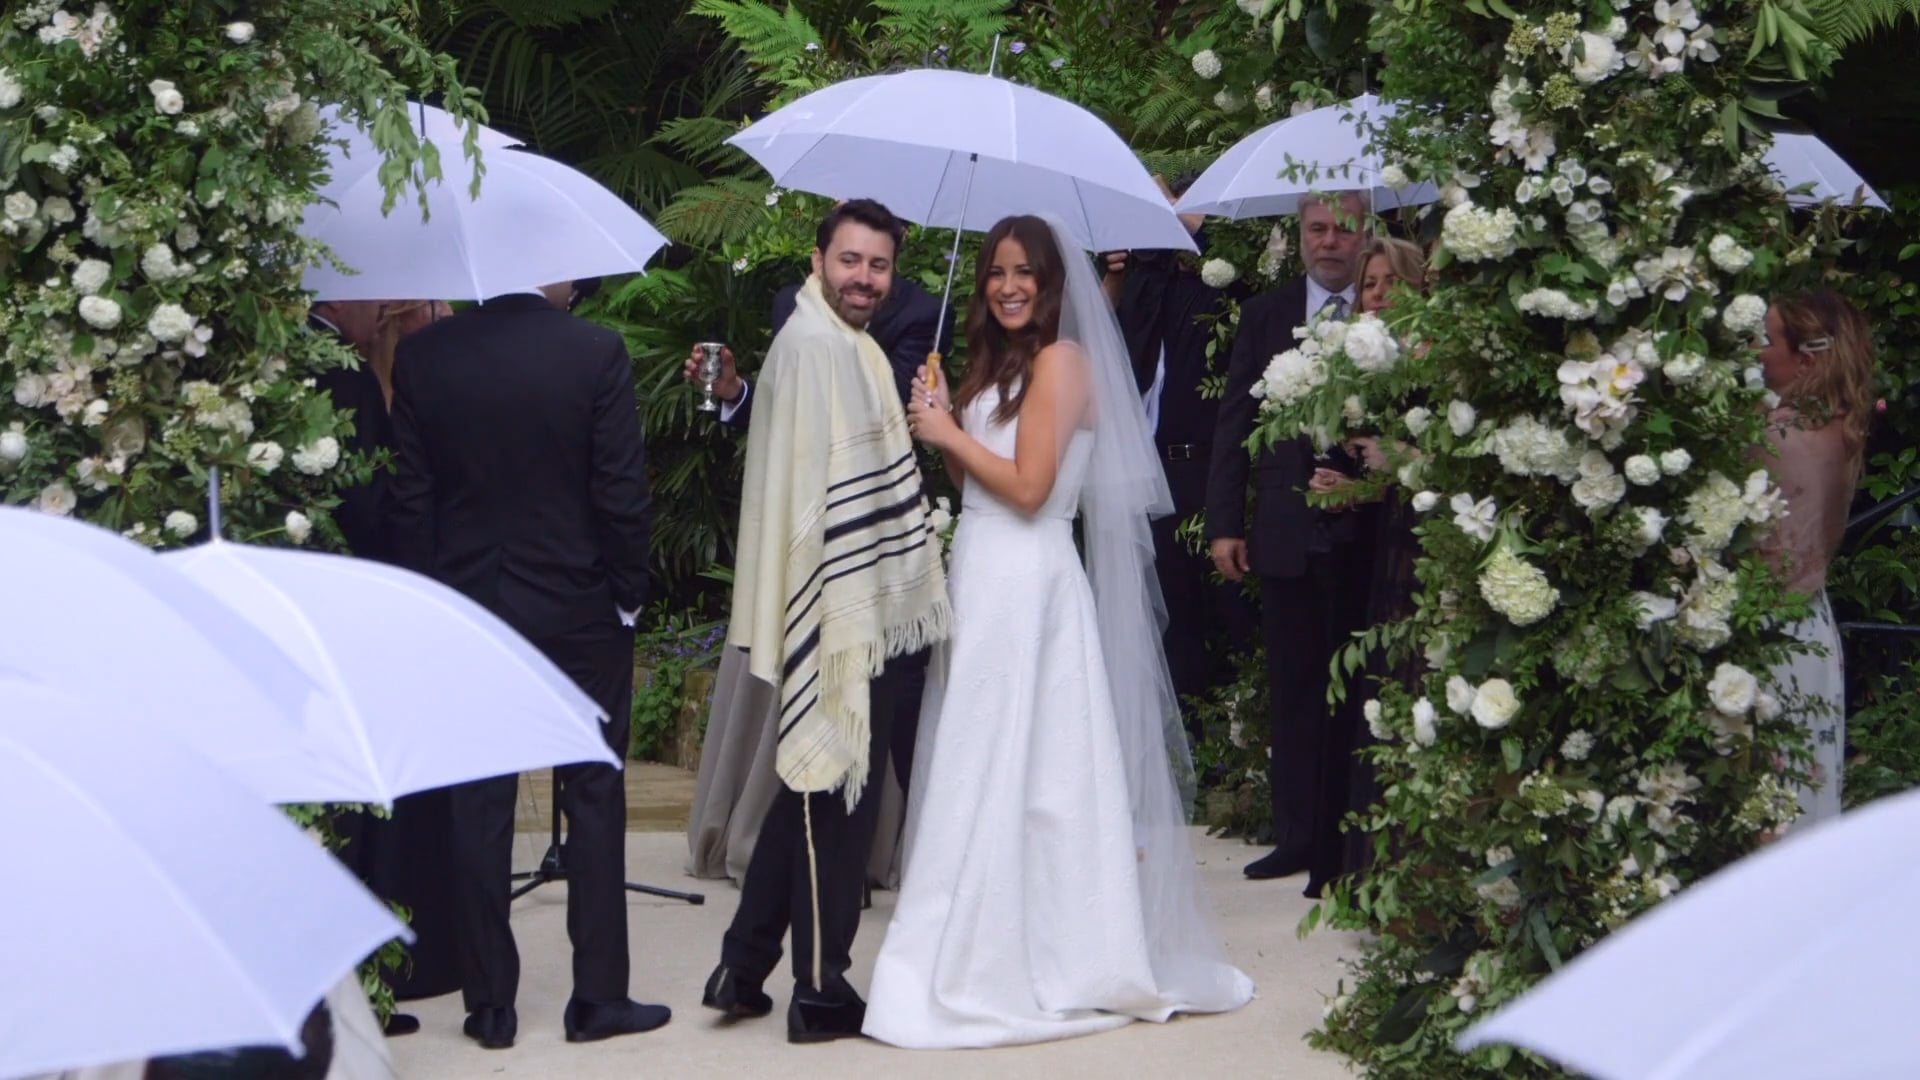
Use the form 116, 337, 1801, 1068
816, 198, 907, 257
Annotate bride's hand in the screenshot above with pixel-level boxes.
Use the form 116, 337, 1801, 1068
913, 366, 951, 414
908, 392, 958, 449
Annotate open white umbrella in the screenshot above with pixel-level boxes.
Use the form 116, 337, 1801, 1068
729, 68, 1196, 256
0, 507, 339, 797
162, 538, 619, 808
0, 680, 409, 1079
1766, 131, 1887, 209
302, 131, 668, 301
1458, 786, 1920, 1080
1175, 94, 1439, 220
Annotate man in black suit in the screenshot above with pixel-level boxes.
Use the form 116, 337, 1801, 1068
389, 280, 669, 1050
1100, 178, 1259, 735
1205, 191, 1371, 887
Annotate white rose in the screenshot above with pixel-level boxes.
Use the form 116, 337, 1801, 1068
1412, 491, 1440, 513
164, 510, 198, 538
1200, 258, 1238, 289
35, 480, 78, 517
148, 79, 185, 116
13, 372, 50, 408
291, 436, 341, 476
246, 441, 285, 474
1568, 32, 1622, 84
1470, 678, 1520, 729
1363, 699, 1390, 741
1191, 49, 1223, 79
0, 66, 22, 110
1624, 455, 1661, 486
225, 21, 255, 43
1411, 699, 1438, 746
77, 295, 122, 330
4, 191, 37, 222
1404, 406, 1433, 436
284, 511, 313, 545
1447, 399, 1477, 437
0, 426, 27, 463
1343, 317, 1400, 373
72, 259, 113, 296
1445, 675, 1476, 715
1577, 789, 1606, 819
1754, 692, 1782, 722
41, 196, 75, 224
1660, 448, 1692, 476
1707, 663, 1759, 715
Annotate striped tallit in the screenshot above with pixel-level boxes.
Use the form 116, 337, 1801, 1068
728, 274, 951, 812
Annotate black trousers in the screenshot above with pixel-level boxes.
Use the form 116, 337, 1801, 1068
1152, 507, 1258, 735
722, 650, 925, 988
1259, 549, 1364, 858
448, 618, 635, 1012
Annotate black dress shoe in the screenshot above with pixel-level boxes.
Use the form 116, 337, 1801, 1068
564, 998, 672, 1043
382, 1012, 421, 1037
1244, 847, 1311, 880
787, 978, 867, 1044
462, 1006, 516, 1050
702, 963, 774, 1020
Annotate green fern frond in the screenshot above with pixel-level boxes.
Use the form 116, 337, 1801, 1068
656, 177, 772, 249
1805, 0, 1920, 48
690, 0, 825, 67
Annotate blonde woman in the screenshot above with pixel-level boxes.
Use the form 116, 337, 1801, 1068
1754, 290, 1875, 823
1305, 235, 1427, 896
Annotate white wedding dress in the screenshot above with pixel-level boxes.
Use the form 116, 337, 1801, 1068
863, 385, 1255, 1049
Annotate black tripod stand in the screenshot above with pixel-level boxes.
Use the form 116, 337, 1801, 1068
511, 774, 704, 905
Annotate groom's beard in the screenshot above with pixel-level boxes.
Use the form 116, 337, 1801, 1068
822, 275, 887, 329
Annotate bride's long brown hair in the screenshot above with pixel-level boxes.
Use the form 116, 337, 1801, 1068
954, 215, 1065, 425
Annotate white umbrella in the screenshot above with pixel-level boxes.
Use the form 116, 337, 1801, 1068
302, 133, 668, 301
1766, 131, 1887, 209
0, 681, 409, 1079
1175, 94, 1440, 220
163, 539, 619, 807
0, 507, 345, 798
727, 68, 1197, 255
1458, 787, 1920, 1079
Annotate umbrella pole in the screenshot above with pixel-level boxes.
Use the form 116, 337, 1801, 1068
207, 465, 222, 540
924, 35, 1002, 391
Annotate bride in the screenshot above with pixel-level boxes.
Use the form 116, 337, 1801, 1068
862, 214, 1255, 1049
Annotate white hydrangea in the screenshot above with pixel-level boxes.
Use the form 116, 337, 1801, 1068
1681, 472, 1754, 555
71, 259, 112, 296
1624, 454, 1661, 486
1342, 315, 1401, 373
1491, 415, 1583, 482
1659, 448, 1692, 476
1664, 351, 1706, 383
1677, 561, 1740, 651
1441, 201, 1522, 262
291, 436, 341, 476
1212, 89, 1244, 113
165, 510, 198, 538
1561, 730, 1596, 761
1380, 164, 1410, 188
77, 295, 121, 330
147, 303, 196, 343
1200, 258, 1238, 289
1722, 294, 1767, 336
284, 510, 313, 545
1191, 49, 1223, 79
1707, 234, 1754, 273
1519, 287, 1600, 320
246, 441, 285, 474
1470, 678, 1521, 729
1479, 547, 1559, 626
1251, 347, 1328, 408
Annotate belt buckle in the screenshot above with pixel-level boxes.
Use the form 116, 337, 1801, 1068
1165, 444, 1194, 462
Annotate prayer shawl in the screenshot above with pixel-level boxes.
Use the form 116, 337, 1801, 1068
729, 274, 951, 811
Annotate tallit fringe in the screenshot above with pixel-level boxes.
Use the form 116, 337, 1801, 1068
818, 598, 953, 813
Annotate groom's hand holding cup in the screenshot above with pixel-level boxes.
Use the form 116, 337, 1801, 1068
682, 343, 744, 404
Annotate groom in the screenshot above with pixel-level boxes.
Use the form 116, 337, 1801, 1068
702, 199, 951, 1044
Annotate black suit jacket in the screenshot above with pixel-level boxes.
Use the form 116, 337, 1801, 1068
726, 277, 950, 425
1113, 255, 1232, 517
310, 317, 397, 564
389, 294, 652, 641
1205, 279, 1357, 579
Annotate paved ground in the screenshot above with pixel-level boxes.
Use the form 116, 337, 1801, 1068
389, 824, 1362, 1079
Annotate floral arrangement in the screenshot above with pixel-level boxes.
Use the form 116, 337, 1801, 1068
1, 1, 478, 549
1232, 1, 1849, 1075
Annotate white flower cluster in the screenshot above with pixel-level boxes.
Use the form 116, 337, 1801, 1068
0, 66, 22, 110
1441, 201, 1521, 262
35, 3, 118, 58
1681, 470, 1783, 556
1565, 30, 1624, 84
1490, 415, 1583, 482
1676, 559, 1740, 650
1341, 315, 1401, 373
1191, 49, 1222, 79
291, 436, 341, 476
1443, 675, 1521, 731
1571, 450, 1628, 513
1479, 546, 1560, 626
1250, 346, 1327, 410
1721, 294, 1767, 337
1707, 234, 1754, 274
1626, 0, 1720, 80
1199, 258, 1238, 289
1557, 352, 1642, 444
1489, 75, 1555, 171
1636, 760, 1703, 837
148, 78, 184, 116
1561, 730, 1596, 761
1518, 287, 1599, 321
1451, 493, 1497, 542
1449, 952, 1505, 1014
1632, 246, 1716, 304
